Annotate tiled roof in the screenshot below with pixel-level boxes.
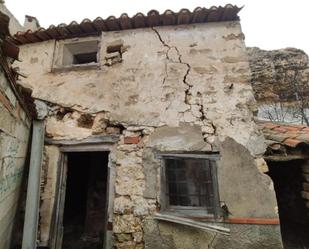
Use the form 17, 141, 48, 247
258, 121, 309, 148
13, 4, 241, 45
0, 11, 36, 118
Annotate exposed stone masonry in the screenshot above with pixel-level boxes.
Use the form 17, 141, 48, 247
113, 129, 153, 249
40, 102, 157, 248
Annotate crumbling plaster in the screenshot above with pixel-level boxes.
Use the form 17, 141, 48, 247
141, 126, 281, 249
16, 21, 282, 248
17, 21, 264, 155
145, 129, 277, 218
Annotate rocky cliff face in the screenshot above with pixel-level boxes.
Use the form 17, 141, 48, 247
247, 47, 309, 124
248, 47, 309, 103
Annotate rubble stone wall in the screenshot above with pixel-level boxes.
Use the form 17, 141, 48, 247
0, 66, 31, 249
17, 21, 282, 248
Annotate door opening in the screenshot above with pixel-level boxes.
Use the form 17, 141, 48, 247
61, 151, 109, 249
267, 159, 309, 249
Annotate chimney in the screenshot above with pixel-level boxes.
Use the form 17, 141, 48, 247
24, 15, 40, 31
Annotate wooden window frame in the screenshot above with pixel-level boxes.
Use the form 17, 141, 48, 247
158, 153, 221, 219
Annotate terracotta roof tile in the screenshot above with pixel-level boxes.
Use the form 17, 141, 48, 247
258, 121, 309, 148
289, 124, 307, 129
262, 123, 279, 129
0, 13, 36, 118
266, 134, 290, 143
269, 143, 282, 151
13, 4, 241, 45
285, 131, 299, 137
296, 134, 309, 141
273, 127, 288, 133
283, 138, 303, 148
284, 126, 301, 132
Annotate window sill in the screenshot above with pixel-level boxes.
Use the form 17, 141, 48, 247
51, 63, 100, 73
154, 212, 230, 235
163, 208, 217, 219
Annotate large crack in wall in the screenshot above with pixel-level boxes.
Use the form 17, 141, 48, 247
152, 27, 215, 145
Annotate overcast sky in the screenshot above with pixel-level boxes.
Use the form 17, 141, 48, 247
5, 0, 309, 54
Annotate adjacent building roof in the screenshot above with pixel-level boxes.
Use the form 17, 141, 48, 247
258, 121, 309, 148
13, 4, 241, 45
0, 11, 36, 118
0, 11, 10, 36
0, 11, 19, 59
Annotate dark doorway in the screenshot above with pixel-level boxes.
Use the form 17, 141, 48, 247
267, 160, 309, 249
62, 152, 109, 249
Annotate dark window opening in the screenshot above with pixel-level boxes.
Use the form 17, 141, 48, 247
164, 157, 219, 216
62, 152, 108, 249
267, 159, 309, 249
60, 40, 99, 67
73, 52, 97, 65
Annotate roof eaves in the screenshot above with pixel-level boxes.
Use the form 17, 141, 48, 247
258, 120, 309, 149
13, 4, 241, 45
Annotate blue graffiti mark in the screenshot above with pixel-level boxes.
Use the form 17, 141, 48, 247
0, 168, 23, 201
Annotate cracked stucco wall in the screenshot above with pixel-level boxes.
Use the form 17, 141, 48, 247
0, 66, 31, 249
17, 22, 264, 154
16, 21, 282, 249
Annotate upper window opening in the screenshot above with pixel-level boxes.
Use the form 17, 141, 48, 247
62, 40, 99, 66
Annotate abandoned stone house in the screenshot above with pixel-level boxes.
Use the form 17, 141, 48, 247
0, 3, 309, 249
